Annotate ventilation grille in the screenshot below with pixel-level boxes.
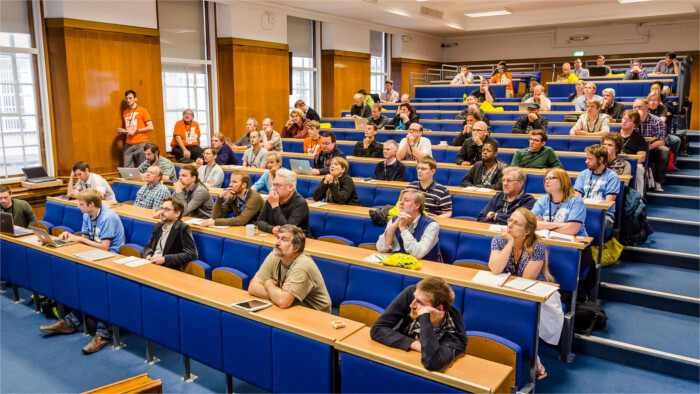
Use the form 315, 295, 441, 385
420, 6, 444, 19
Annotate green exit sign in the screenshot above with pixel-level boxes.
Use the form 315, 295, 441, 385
573, 51, 585, 56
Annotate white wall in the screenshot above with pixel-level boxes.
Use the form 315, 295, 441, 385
43, 0, 157, 29
216, 3, 287, 44
321, 22, 369, 53
392, 34, 442, 62
442, 19, 699, 63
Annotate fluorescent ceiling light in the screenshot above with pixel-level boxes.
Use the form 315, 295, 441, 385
465, 9, 511, 17
618, 0, 652, 3
446, 23, 463, 30
387, 8, 410, 17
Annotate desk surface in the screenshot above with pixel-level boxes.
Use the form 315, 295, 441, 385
2, 233, 364, 345
46, 197, 553, 303
336, 327, 512, 394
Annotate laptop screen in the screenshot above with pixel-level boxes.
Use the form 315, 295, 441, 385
22, 166, 49, 180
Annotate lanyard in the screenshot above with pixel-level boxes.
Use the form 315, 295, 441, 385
277, 256, 298, 286
127, 106, 138, 126
548, 200, 563, 222
89, 209, 101, 240
586, 173, 603, 199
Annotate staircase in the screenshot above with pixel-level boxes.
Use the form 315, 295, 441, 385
574, 131, 700, 382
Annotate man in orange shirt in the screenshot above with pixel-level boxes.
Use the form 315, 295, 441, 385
491, 61, 514, 98
118, 90, 154, 167
169, 109, 202, 163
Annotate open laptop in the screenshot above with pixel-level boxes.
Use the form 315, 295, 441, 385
0, 212, 34, 237
354, 118, 369, 129
588, 66, 608, 77
118, 167, 143, 180
289, 159, 312, 175
22, 166, 56, 183
31, 227, 76, 247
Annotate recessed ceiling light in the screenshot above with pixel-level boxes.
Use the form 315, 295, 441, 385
465, 8, 511, 17
387, 9, 410, 17
446, 23, 462, 30
618, 0, 652, 3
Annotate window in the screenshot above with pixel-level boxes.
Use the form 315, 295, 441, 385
370, 31, 389, 95
288, 16, 316, 111
0, 0, 44, 177
158, 0, 212, 151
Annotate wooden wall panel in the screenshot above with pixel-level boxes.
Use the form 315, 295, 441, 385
45, 19, 164, 175
217, 38, 290, 141
391, 58, 440, 98
321, 50, 370, 118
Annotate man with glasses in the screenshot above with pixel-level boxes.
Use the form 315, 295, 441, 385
600, 88, 625, 122
477, 167, 536, 225
256, 169, 311, 237
407, 157, 452, 218
142, 196, 198, 269
201, 171, 264, 227
510, 129, 564, 169
455, 121, 496, 166
311, 132, 345, 176
376, 189, 441, 261
397, 123, 432, 161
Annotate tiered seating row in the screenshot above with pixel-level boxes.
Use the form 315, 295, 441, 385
326, 119, 621, 134
25, 198, 557, 388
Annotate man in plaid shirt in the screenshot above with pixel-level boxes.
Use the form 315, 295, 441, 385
633, 98, 669, 192
134, 166, 171, 209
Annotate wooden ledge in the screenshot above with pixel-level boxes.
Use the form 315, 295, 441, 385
45, 18, 159, 37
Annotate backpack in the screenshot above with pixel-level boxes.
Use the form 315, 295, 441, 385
574, 300, 607, 335
620, 186, 654, 246
677, 131, 690, 157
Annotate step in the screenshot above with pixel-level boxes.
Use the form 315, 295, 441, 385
596, 300, 700, 358
573, 300, 700, 380
599, 282, 699, 316
574, 334, 700, 381
647, 205, 700, 224
630, 231, 700, 255
621, 247, 699, 271
600, 260, 700, 299
676, 157, 700, 170
537, 343, 700, 393
647, 216, 699, 236
646, 187, 700, 209
666, 172, 700, 187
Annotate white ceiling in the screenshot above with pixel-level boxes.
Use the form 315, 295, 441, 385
259, 0, 699, 37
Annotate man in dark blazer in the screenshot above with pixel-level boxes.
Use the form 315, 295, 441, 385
294, 99, 320, 122
143, 196, 198, 269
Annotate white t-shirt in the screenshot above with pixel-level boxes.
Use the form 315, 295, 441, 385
398, 137, 433, 160
75, 173, 116, 202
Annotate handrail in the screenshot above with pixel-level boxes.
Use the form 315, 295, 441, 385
584, 55, 687, 69
409, 71, 441, 94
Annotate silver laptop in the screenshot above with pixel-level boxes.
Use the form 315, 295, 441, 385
118, 167, 143, 180
289, 159, 312, 175
0, 212, 34, 237
22, 166, 56, 183
73, 249, 114, 262
31, 227, 76, 247
354, 118, 369, 129
518, 102, 532, 111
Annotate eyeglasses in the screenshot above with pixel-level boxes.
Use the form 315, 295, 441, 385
416, 166, 431, 172
161, 207, 173, 212
472, 129, 487, 132
502, 179, 519, 183
272, 183, 289, 188
507, 218, 525, 227
529, 138, 543, 143
544, 176, 558, 182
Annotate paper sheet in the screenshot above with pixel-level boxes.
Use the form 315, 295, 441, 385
112, 256, 141, 265
309, 201, 329, 207
504, 277, 536, 291
525, 282, 559, 297
185, 218, 206, 225
472, 271, 511, 287
363, 253, 389, 263
125, 259, 152, 268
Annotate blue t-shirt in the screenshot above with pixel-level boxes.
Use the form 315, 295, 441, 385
532, 195, 588, 237
491, 236, 548, 282
574, 168, 620, 216
81, 207, 125, 253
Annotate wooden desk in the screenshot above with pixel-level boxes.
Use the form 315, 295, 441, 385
49, 196, 553, 304
336, 327, 512, 394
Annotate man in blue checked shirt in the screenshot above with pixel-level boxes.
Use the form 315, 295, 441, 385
134, 165, 171, 209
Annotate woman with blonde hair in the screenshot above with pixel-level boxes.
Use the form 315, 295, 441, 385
489, 206, 561, 380
312, 156, 360, 205
281, 108, 310, 138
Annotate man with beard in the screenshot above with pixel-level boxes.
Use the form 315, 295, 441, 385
248, 224, 331, 313
200, 171, 263, 227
